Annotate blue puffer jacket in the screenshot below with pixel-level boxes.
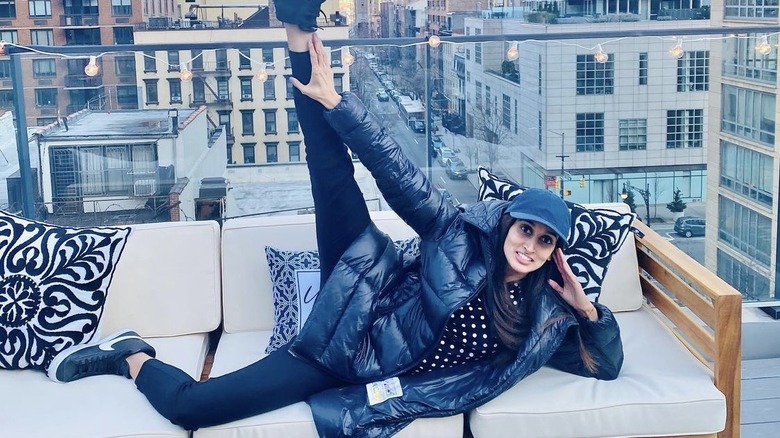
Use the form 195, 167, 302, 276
288, 93, 623, 438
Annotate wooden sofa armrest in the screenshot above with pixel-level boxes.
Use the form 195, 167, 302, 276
632, 221, 742, 438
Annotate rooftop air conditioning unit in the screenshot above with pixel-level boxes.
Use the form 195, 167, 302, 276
133, 179, 157, 197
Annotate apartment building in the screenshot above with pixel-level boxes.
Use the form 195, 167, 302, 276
133, 25, 350, 166
707, 0, 779, 302
0, 0, 178, 126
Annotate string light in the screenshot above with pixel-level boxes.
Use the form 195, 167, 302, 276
506, 42, 519, 61
593, 44, 608, 64
0, 40, 5, 56
254, 69, 268, 82
341, 48, 355, 66
755, 35, 772, 56
84, 56, 99, 77
668, 38, 685, 59
428, 35, 441, 48
179, 63, 193, 81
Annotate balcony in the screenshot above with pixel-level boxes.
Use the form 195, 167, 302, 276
60, 14, 99, 27
189, 93, 232, 107
64, 74, 103, 89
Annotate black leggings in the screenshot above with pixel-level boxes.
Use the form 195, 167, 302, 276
134, 50, 370, 430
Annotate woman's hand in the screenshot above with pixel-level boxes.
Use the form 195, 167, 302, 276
289, 33, 342, 110
548, 248, 598, 321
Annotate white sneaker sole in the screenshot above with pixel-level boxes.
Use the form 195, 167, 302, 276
46, 329, 136, 383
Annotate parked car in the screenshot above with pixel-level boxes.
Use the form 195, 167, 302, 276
410, 120, 426, 133
445, 157, 468, 180
430, 136, 445, 154
437, 147, 456, 166
442, 112, 466, 136
674, 216, 706, 237
376, 90, 389, 102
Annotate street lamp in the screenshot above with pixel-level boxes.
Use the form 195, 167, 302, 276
622, 182, 651, 227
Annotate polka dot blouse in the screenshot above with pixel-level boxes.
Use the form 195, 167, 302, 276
412, 283, 522, 374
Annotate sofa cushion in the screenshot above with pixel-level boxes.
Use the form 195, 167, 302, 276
263, 237, 420, 354
198, 330, 462, 438
476, 168, 636, 303
0, 334, 208, 438
221, 212, 417, 333
0, 210, 131, 370
468, 306, 726, 438
101, 220, 222, 337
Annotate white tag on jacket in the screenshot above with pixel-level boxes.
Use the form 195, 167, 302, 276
366, 377, 403, 406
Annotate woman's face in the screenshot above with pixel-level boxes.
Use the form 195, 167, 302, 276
503, 220, 558, 283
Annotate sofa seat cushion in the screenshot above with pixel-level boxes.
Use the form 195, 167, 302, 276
197, 331, 462, 438
469, 306, 726, 438
0, 334, 208, 438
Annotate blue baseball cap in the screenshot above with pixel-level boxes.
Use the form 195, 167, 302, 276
506, 188, 571, 248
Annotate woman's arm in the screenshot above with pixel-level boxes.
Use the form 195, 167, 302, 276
291, 34, 459, 239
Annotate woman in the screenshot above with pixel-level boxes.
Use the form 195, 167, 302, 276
47, 8, 623, 437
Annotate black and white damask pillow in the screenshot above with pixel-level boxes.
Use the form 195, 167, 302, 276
477, 167, 635, 301
264, 237, 420, 354
0, 210, 131, 370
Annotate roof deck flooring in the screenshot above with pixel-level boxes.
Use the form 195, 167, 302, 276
742, 357, 780, 436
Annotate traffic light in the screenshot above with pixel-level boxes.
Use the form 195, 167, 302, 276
579, 176, 586, 188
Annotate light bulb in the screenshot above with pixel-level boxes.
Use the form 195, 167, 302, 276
756, 35, 772, 56
0, 41, 6, 56
341, 50, 355, 66
179, 64, 193, 81
428, 35, 441, 48
668, 38, 685, 59
84, 56, 99, 77
255, 69, 268, 82
506, 43, 519, 61
593, 45, 608, 64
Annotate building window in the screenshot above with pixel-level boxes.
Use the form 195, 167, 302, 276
725, 0, 778, 19
537, 111, 543, 150
240, 110, 254, 135
334, 73, 344, 93
192, 78, 205, 103
143, 51, 156, 72
215, 49, 228, 70
190, 49, 202, 70
723, 35, 777, 83
32, 59, 56, 78
262, 48, 273, 64
265, 142, 278, 163
717, 249, 771, 302
0, 0, 15, 18
264, 109, 277, 134
242, 143, 255, 164
216, 77, 229, 101
286, 108, 298, 133
30, 29, 53, 45
167, 51, 180, 71
720, 140, 773, 206
575, 113, 604, 152
35, 88, 57, 107
475, 81, 482, 110
28, 0, 51, 16
667, 109, 703, 149
115, 56, 136, 76
116, 85, 137, 108
618, 119, 647, 150
285, 75, 294, 99
239, 49, 251, 69
638, 52, 648, 85
576, 54, 614, 95
288, 141, 301, 162
144, 79, 158, 104
168, 78, 182, 103
722, 85, 775, 145
284, 48, 291, 69
502, 94, 511, 129
485, 86, 492, 114
538, 54, 542, 95
239, 77, 253, 101
718, 196, 772, 267
474, 43, 482, 64
0, 30, 18, 44
677, 51, 709, 92
263, 75, 276, 100
113, 26, 134, 44
0, 60, 10, 79
50, 144, 157, 197
0, 90, 13, 108
111, 0, 131, 15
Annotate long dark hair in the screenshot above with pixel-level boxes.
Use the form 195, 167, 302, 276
486, 214, 598, 373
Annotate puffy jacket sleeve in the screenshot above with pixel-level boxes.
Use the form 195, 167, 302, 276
323, 92, 459, 240
546, 302, 624, 380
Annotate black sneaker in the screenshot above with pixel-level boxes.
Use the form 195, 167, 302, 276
274, 0, 327, 32
47, 329, 156, 383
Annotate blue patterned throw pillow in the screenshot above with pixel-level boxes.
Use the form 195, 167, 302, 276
0, 210, 131, 370
477, 167, 635, 301
264, 237, 420, 354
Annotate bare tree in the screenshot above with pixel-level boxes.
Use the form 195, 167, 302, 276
473, 101, 510, 172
